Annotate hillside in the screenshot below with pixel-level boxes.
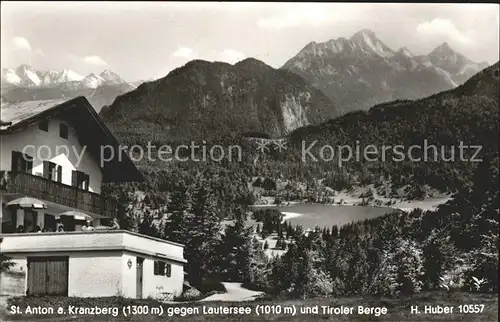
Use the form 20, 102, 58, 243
282, 29, 489, 114
99, 59, 340, 143
287, 62, 499, 192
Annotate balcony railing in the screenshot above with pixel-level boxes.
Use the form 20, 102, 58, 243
1, 171, 117, 218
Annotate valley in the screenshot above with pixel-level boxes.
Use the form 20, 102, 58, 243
1, 8, 498, 317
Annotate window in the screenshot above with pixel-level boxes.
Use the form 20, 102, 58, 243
38, 119, 49, 132
43, 161, 62, 182
153, 261, 172, 277
11, 151, 33, 173
72, 170, 89, 190
165, 263, 172, 277
59, 123, 69, 139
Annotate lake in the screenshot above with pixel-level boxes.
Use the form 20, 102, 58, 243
270, 203, 397, 229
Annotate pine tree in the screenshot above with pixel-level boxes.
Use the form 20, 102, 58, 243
185, 179, 222, 287
168, 182, 189, 213
163, 184, 190, 243
138, 209, 159, 237
116, 189, 135, 231
222, 216, 253, 281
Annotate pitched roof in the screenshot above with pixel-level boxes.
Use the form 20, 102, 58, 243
1, 99, 68, 130
0, 96, 143, 183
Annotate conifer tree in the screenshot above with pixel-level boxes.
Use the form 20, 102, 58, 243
222, 215, 253, 281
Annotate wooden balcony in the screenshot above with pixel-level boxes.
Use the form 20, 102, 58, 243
1, 171, 117, 218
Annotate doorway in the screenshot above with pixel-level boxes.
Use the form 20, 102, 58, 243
136, 257, 144, 298
23, 210, 37, 232
27, 256, 68, 296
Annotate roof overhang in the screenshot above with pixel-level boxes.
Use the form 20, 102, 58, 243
1, 96, 143, 183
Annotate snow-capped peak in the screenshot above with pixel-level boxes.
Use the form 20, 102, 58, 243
1, 68, 22, 85
1, 65, 131, 89
99, 69, 124, 84
57, 69, 85, 83
82, 73, 105, 88
14, 64, 41, 86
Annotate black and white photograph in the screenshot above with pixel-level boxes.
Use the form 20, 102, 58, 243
0, 2, 498, 321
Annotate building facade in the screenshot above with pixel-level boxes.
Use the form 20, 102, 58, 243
0, 97, 185, 300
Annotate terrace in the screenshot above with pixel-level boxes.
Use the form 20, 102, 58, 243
0, 230, 187, 264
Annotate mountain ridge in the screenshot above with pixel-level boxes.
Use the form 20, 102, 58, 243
282, 30, 489, 114
1, 65, 134, 89
99, 58, 340, 143
1, 65, 141, 112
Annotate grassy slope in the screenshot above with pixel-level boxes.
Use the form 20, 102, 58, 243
3, 292, 498, 321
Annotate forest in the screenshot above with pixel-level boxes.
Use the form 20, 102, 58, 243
95, 63, 499, 298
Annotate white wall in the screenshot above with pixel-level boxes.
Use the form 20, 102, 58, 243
0, 117, 103, 193
69, 252, 124, 297
121, 253, 137, 298
141, 257, 184, 298
120, 253, 184, 299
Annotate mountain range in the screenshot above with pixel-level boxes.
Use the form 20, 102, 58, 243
100, 58, 339, 143
1, 65, 143, 112
1, 65, 136, 89
0, 29, 493, 126
282, 29, 489, 113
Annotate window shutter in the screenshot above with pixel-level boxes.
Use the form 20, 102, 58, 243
43, 161, 50, 179
154, 261, 158, 275
11, 151, 20, 172
57, 165, 62, 183
26, 155, 33, 173
71, 170, 78, 187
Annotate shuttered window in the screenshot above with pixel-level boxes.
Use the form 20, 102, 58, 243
153, 260, 171, 277
43, 161, 62, 182
71, 170, 89, 190
11, 151, 33, 173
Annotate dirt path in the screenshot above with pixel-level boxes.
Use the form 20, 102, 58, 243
199, 282, 263, 302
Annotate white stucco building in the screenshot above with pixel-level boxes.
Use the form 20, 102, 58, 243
0, 97, 186, 300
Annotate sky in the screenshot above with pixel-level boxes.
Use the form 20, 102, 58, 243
1, 2, 499, 82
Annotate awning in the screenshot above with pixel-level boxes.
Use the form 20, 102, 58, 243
56, 210, 93, 221
6, 197, 47, 209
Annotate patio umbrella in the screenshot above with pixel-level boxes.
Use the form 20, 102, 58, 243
6, 197, 47, 209
56, 210, 93, 221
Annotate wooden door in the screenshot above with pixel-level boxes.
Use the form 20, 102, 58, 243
27, 258, 47, 295
27, 257, 68, 296
136, 257, 144, 299
46, 257, 68, 295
